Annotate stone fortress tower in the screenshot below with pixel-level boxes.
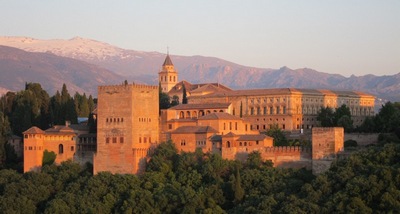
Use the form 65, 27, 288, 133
158, 53, 178, 93
93, 83, 159, 174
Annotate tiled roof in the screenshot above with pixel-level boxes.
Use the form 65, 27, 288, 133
199, 88, 374, 98
171, 126, 218, 134
23, 126, 44, 134
198, 112, 241, 120
169, 103, 231, 110
237, 134, 271, 141
210, 135, 222, 141
163, 54, 174, 66
168, 81, 232, 96
45, 125, 75, 133
223, 132, 237, 137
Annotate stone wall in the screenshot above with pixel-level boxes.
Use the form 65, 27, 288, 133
94, 83, 159, 174
261, 146, 312, 169
312, 127, 344, 175
344, 133, 379, 146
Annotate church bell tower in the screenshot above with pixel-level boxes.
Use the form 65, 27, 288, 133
158, 52, 178, 93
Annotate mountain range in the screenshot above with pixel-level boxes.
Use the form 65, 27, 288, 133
0, 36, 398, 101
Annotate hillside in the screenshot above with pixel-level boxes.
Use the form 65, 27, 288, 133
0, 36, 399, 101
0, 45, 124, 96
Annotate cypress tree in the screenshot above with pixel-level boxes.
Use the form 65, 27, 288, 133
182, 84, 188, 104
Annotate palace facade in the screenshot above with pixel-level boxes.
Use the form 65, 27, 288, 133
22, 53, 375, 174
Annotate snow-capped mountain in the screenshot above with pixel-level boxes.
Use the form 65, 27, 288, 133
0, 36, 399, 101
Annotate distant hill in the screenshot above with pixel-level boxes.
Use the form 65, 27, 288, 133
0, 45, 124, 96
0, 36, 399, 101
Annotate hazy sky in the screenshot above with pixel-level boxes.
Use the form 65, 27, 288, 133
1, 0, 399, 76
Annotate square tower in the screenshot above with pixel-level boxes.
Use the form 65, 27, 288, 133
312, 127, 344, 174
94, 83, 159, 174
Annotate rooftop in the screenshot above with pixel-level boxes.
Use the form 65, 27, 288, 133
171, 126, 218, 134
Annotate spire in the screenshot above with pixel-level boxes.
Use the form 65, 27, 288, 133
163, 52, 174, 66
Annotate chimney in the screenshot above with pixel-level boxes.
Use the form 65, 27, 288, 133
65, 121, 70, 127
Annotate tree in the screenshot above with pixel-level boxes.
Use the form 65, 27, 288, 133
159, 82, 171, 110
182, 84, 188, 104
334, 105, 353, 132
42, 150, 56, 166
233, 164, 244, 203
0, 112, 11, 165
264, 124, 288, 146
317, 107, 335, 127
171, 95, 179, 107
240, 101, 243, 118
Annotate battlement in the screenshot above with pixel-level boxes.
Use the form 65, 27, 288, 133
98, 83, 158, 93
264, 146, 311, 153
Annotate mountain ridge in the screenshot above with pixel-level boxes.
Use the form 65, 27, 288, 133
0, 36, 399, 101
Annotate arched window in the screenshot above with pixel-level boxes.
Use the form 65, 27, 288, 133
186, 111, 191, 118
59, 144, 64, 154
179, 111, 185, 119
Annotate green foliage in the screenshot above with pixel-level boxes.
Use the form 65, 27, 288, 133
317, 105, 353, 132
42, 150, 57, 166
171, 95, 179, 107
317, 106, 335, 127
0, 142, 399, 213
182, 84, 188, 104
264, 124, 288, 146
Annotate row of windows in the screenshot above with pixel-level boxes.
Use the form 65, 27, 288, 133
223, 122, 238, 131
25, 146, 43, 151
250, 97, 287, 104
238, 141, 260, 147
24, 134, 75, 141
139, 118, 152, 122
250, 106, 287, 115
256, 118, 286, 122
180, 140, 186, 146
160, 75, 176, 82
179, 110, 224, 119
106, 137, 124, 144
106, 117, 124, 123
25, 144, 74, 154
197, 141, 206, 146
139, 137, 152, 143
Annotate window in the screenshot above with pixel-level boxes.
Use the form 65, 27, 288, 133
270, 107, 273, 114
112, 137, 117, 143
144, 137, 147, 143
106, 137, 110, 144
71, 146, 74, 151
235, 122, 238, 130
263, 107, 267, 115
59, 144, 64, 154
120, 137, 124, 143
251, 108, 254, 115
229, 122, 232, 130
139, 137, 142, 143
168, 124, 172, 129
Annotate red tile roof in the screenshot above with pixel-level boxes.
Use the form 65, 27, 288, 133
171, 126, 218, 134
169, 103, 231, 110
23, 126, 45, 134
198, 112, 242, 120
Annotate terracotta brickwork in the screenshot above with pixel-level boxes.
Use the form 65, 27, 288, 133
94, 83, 159, 174
23, 125, 77, 172
312, 127, 344, 174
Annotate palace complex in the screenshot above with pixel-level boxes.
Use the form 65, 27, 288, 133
22, 54, 375, 174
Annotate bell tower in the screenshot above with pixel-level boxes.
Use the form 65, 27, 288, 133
158, 52, 178, 93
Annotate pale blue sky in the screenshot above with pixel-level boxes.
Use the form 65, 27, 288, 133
1, 0, 399, 76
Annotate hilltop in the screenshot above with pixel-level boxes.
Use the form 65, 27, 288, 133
0, 36, 399, 101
